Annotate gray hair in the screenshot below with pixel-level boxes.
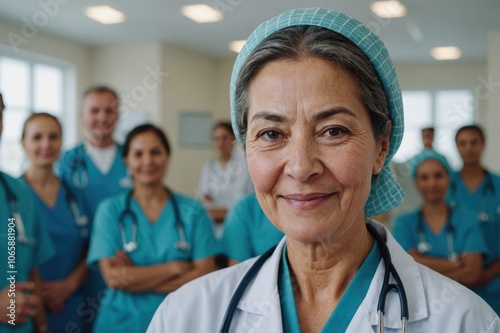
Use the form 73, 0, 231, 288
234, 26, 390, 145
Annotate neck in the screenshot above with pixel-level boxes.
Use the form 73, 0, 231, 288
422, 201, 448, 215
133, 183, 168, 203
286, 217, 374, 303
86, 135, 114, 148
219, 153, 231, 165
25, 166, 57, 186
461, 163, 484, 177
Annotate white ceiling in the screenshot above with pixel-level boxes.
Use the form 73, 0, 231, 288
0, 0, 499, 63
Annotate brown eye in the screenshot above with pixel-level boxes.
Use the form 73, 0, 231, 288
261, 130, 281, 140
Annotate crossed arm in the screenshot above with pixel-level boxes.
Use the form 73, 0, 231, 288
99, 250, 216, 293
409, 250, 482, 287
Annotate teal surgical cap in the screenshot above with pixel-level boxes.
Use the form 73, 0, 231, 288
409, 150, 453, 180
230, 8, 405, 216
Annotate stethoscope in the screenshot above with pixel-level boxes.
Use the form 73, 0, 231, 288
416, 207, 458, 262
449, 171, 497, 223
0, 173, 89, 244
220, 223, 409, 333
118, 188, 191, 253
70, 143, 131, 189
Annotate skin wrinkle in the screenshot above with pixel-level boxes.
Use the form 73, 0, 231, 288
244, 56, 390, 330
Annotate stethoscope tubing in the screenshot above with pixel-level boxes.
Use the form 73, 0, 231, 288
220, 223, 409, 333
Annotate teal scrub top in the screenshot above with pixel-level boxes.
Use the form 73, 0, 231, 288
279, 242, 381, 332
392, 206, 488, 258
448, 171, 500, 314
57, 143, 131, 219
19, 177, 89, 332
222, 193, 284, 262
87, 191, 221, 333
0, 172, 54, 333
57, 142, 132, 318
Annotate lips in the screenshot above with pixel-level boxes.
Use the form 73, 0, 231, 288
281, 192, 337, 210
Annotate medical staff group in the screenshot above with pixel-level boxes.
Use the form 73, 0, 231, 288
0, 8, 499, 333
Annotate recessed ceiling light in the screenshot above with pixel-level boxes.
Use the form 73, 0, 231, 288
430, 46, 462, 60
229, 40, 246, 53
181, 4, 223, 23
85, 5, 126, 25
370, 1, 407, 18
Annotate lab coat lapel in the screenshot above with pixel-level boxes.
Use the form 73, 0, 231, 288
235, 238, 286, 332
351, 221, 429, 331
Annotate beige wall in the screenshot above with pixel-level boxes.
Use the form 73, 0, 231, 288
484, 31, 500, 172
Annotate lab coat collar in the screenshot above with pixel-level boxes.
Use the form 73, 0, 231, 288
361, 221, 429, 329
236, 237, 285, 315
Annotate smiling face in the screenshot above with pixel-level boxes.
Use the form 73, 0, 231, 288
124, 131, 169, 187
22, 115, 62, 168
245, 57, 389, 243
415, 159, 449, 203
456, 128, 484, 167
81, 91, 119, 140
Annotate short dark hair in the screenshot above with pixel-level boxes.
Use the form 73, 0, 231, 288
82, 85, 119, 106
421, 127, 435, 133
455, 125, 485, 143
213, 121, 234, 137
123, 124, 171, 157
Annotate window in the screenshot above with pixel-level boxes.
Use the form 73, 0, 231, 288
393, 89, 476, 169
0, 48, 74, 177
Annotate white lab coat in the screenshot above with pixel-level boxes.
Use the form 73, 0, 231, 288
147, 221, 500, 333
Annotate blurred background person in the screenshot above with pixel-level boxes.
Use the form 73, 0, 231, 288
222, 192, 283, 266
393, 150, 487, 287
20, 113, 90, 333
0, 93, 54, 333
421, 127, 435, 151
198, 121, 253, 233
449, 125, 500, 314
87, 124, 220, 333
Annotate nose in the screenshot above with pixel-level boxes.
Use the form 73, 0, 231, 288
284, 136, 323, 183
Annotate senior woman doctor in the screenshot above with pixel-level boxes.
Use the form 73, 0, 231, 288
148, 8, 499, 333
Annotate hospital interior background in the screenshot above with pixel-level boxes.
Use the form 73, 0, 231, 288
0, 0, 500, 330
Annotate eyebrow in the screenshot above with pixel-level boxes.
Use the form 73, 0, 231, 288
312, 107, 358, 122
250, 107, 358, 124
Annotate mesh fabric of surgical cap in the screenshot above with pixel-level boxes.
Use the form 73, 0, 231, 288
230, 8, 405, 216
409, 150, 453, 180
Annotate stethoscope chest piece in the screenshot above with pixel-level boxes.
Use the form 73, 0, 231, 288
477, 212, 490, 223
448, 252, 459, 262
123, 241, 138, 253
417, 241, 431, 253
174, 241, 191, 251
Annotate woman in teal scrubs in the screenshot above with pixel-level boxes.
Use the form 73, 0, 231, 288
0, 94, 54, 333
393, 150, 487, 287
87, 124, 220, 333
449, 125, 500, 314
222, 192, 283, 265
20, 113, 90, 333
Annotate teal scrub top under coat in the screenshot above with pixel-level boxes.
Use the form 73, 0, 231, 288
0, 172, 54, 333
222, 193, 284, 262
87, 191, 221, 333
279, 242, 381, 332
448, 171, 500, 314
19, 177, 89, 333
392, 206, 488, 258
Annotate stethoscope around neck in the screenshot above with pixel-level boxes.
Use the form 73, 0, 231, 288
118, 188, 191, 253
0, 173, 89, 244
220, 223, 409, 333
449, 171, 497, 223
70, 143, 131, 189
417, 206, 458, 262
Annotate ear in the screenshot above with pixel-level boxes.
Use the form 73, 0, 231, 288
373, 121, 392, 175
